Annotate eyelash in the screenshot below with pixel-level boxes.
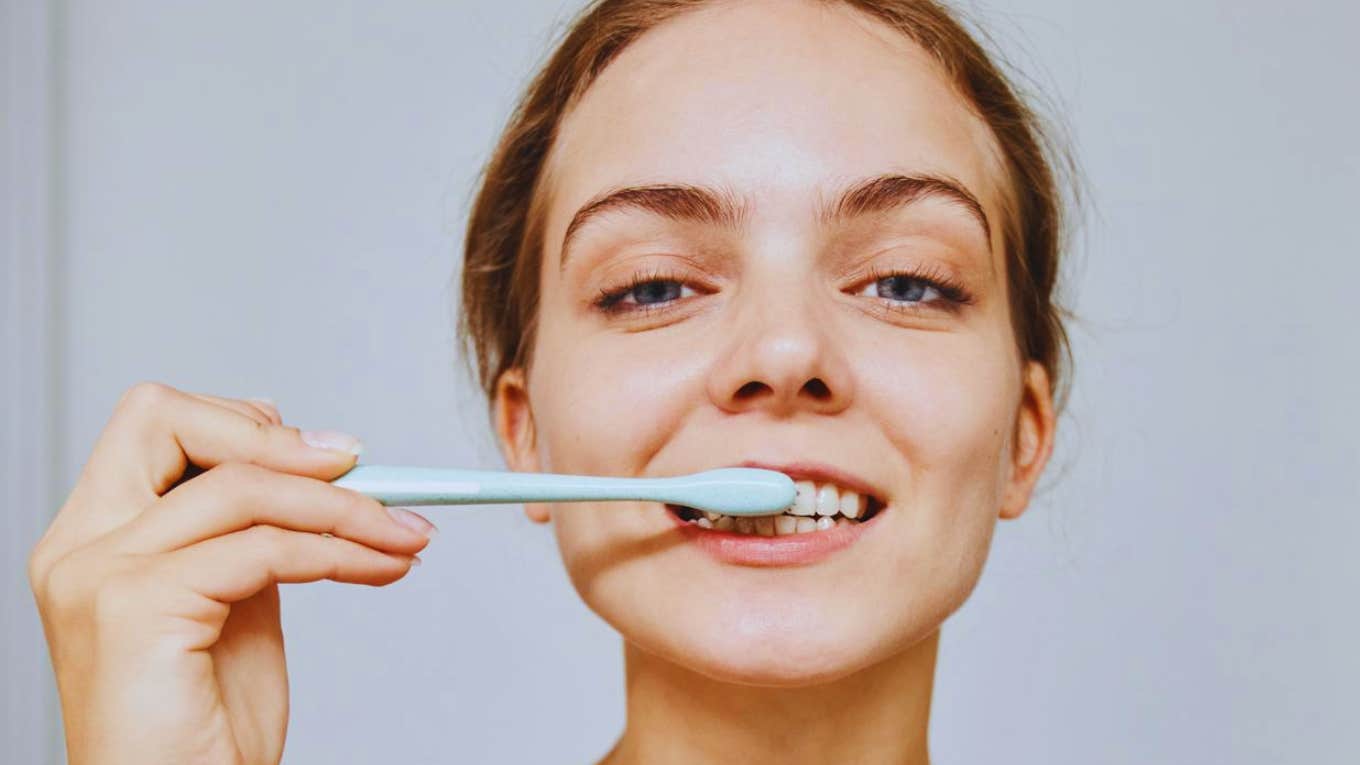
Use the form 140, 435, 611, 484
594, 267, 699, 316
591, 263, 975, 317
855, 263, 976, 313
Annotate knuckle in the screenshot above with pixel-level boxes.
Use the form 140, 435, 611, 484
26, 540, 53, 596
245, 524, 289, 556
257, 420, 298, 450
38, 554, 92, 614
208, 461, 265, 488
117, 381, 176, 414
201, 463, 270, 521
317, 538, 346, 579
239, 415, 290, 451
339, 489, 379, 524
332, 507, 365, 539
31, 546, 151, 629
272, 424, 303, 450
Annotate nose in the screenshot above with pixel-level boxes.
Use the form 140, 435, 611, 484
706, 299, 854, 418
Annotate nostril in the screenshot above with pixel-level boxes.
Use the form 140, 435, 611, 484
802, 377, 831, 399
735, 380, 771, 400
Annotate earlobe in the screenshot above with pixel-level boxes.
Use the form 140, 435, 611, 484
492, 367, 551, 524
999, 361, 1057, 520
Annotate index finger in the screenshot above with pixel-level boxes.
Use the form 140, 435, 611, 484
77, 381, 362, 518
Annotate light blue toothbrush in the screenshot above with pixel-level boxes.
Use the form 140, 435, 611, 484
331, 465, 795, 516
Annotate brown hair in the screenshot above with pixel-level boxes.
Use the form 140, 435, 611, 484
459, 0, 1074, 411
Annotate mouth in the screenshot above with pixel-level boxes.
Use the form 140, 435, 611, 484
667, 480, 884, 536
664, 461, 888, 566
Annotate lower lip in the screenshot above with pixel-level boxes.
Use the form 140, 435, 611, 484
665, 507, 884, 567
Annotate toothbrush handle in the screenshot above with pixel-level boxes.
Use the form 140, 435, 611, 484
331, 465, 672, 507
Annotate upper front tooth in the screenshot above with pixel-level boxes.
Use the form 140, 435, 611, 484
839, 490, 864, 519
815, 484, 839, 516
791, 480, 817, 516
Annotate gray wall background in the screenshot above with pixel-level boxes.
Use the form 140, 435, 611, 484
4, 0, 1358, 762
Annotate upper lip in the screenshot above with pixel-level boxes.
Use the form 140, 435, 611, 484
733, 459, 887, 504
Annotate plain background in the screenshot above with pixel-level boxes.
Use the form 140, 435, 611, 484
4, 0, 1358, 762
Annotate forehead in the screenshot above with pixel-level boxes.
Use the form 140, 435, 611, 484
540, 0, 1007, 261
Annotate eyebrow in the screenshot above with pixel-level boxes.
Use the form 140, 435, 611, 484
558, 172, 992, 271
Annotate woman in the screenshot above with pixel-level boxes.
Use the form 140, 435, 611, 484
29, 0, 1071, 762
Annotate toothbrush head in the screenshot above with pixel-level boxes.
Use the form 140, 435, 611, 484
667, 467, 797, 516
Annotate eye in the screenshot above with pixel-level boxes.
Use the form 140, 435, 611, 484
629, 279, 687, 305
858, 274, 941, 303
848, 266, 974, 312
595, 274, 699, 314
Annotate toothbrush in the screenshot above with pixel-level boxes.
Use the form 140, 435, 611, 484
331, 465, 796, 517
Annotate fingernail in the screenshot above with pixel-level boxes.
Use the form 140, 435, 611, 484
301, 429, 364, 455
409, 554, 422, 568
248, 396, 277, 408
386, 506, 438, 538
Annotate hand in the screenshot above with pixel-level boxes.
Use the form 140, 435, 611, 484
27, 383, 436, 765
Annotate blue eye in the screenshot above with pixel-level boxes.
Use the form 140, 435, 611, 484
596, 275, 697, 314
882, 275, 932, 302
630, 280, 684, 305
857, 274, 941, 304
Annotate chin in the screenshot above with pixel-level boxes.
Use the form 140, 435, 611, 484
631, 594, 911, 687
684, 648, 880, 688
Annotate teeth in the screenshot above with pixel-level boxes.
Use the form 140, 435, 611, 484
839, 490, 864, 519
756, 516, 776, 536
815, 484, 839, 516
681, 481, 877, 536
791, 480, 817, 516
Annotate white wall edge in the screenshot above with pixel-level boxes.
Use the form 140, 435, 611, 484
2, 0, 62, 761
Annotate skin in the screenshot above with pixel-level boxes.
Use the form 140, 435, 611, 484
30, 2, 1055, 763
29, 386, 434, 764
493, 2, 1056, 764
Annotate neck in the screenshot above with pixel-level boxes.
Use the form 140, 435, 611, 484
600, 630, 938, 765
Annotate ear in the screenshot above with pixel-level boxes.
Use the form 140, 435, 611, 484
493, 367, 551, 524
999, 360, 1057, 520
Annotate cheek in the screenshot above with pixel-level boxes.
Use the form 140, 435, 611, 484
858, 329, 1018, 597
860, 328, 1016, 488
527, 325, 715, 600
550, 499, 674, 610
853, 323, 1016, 498
530, 321, 707, 474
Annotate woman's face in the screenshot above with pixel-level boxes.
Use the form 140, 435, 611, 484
495, 0, 1054, 685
